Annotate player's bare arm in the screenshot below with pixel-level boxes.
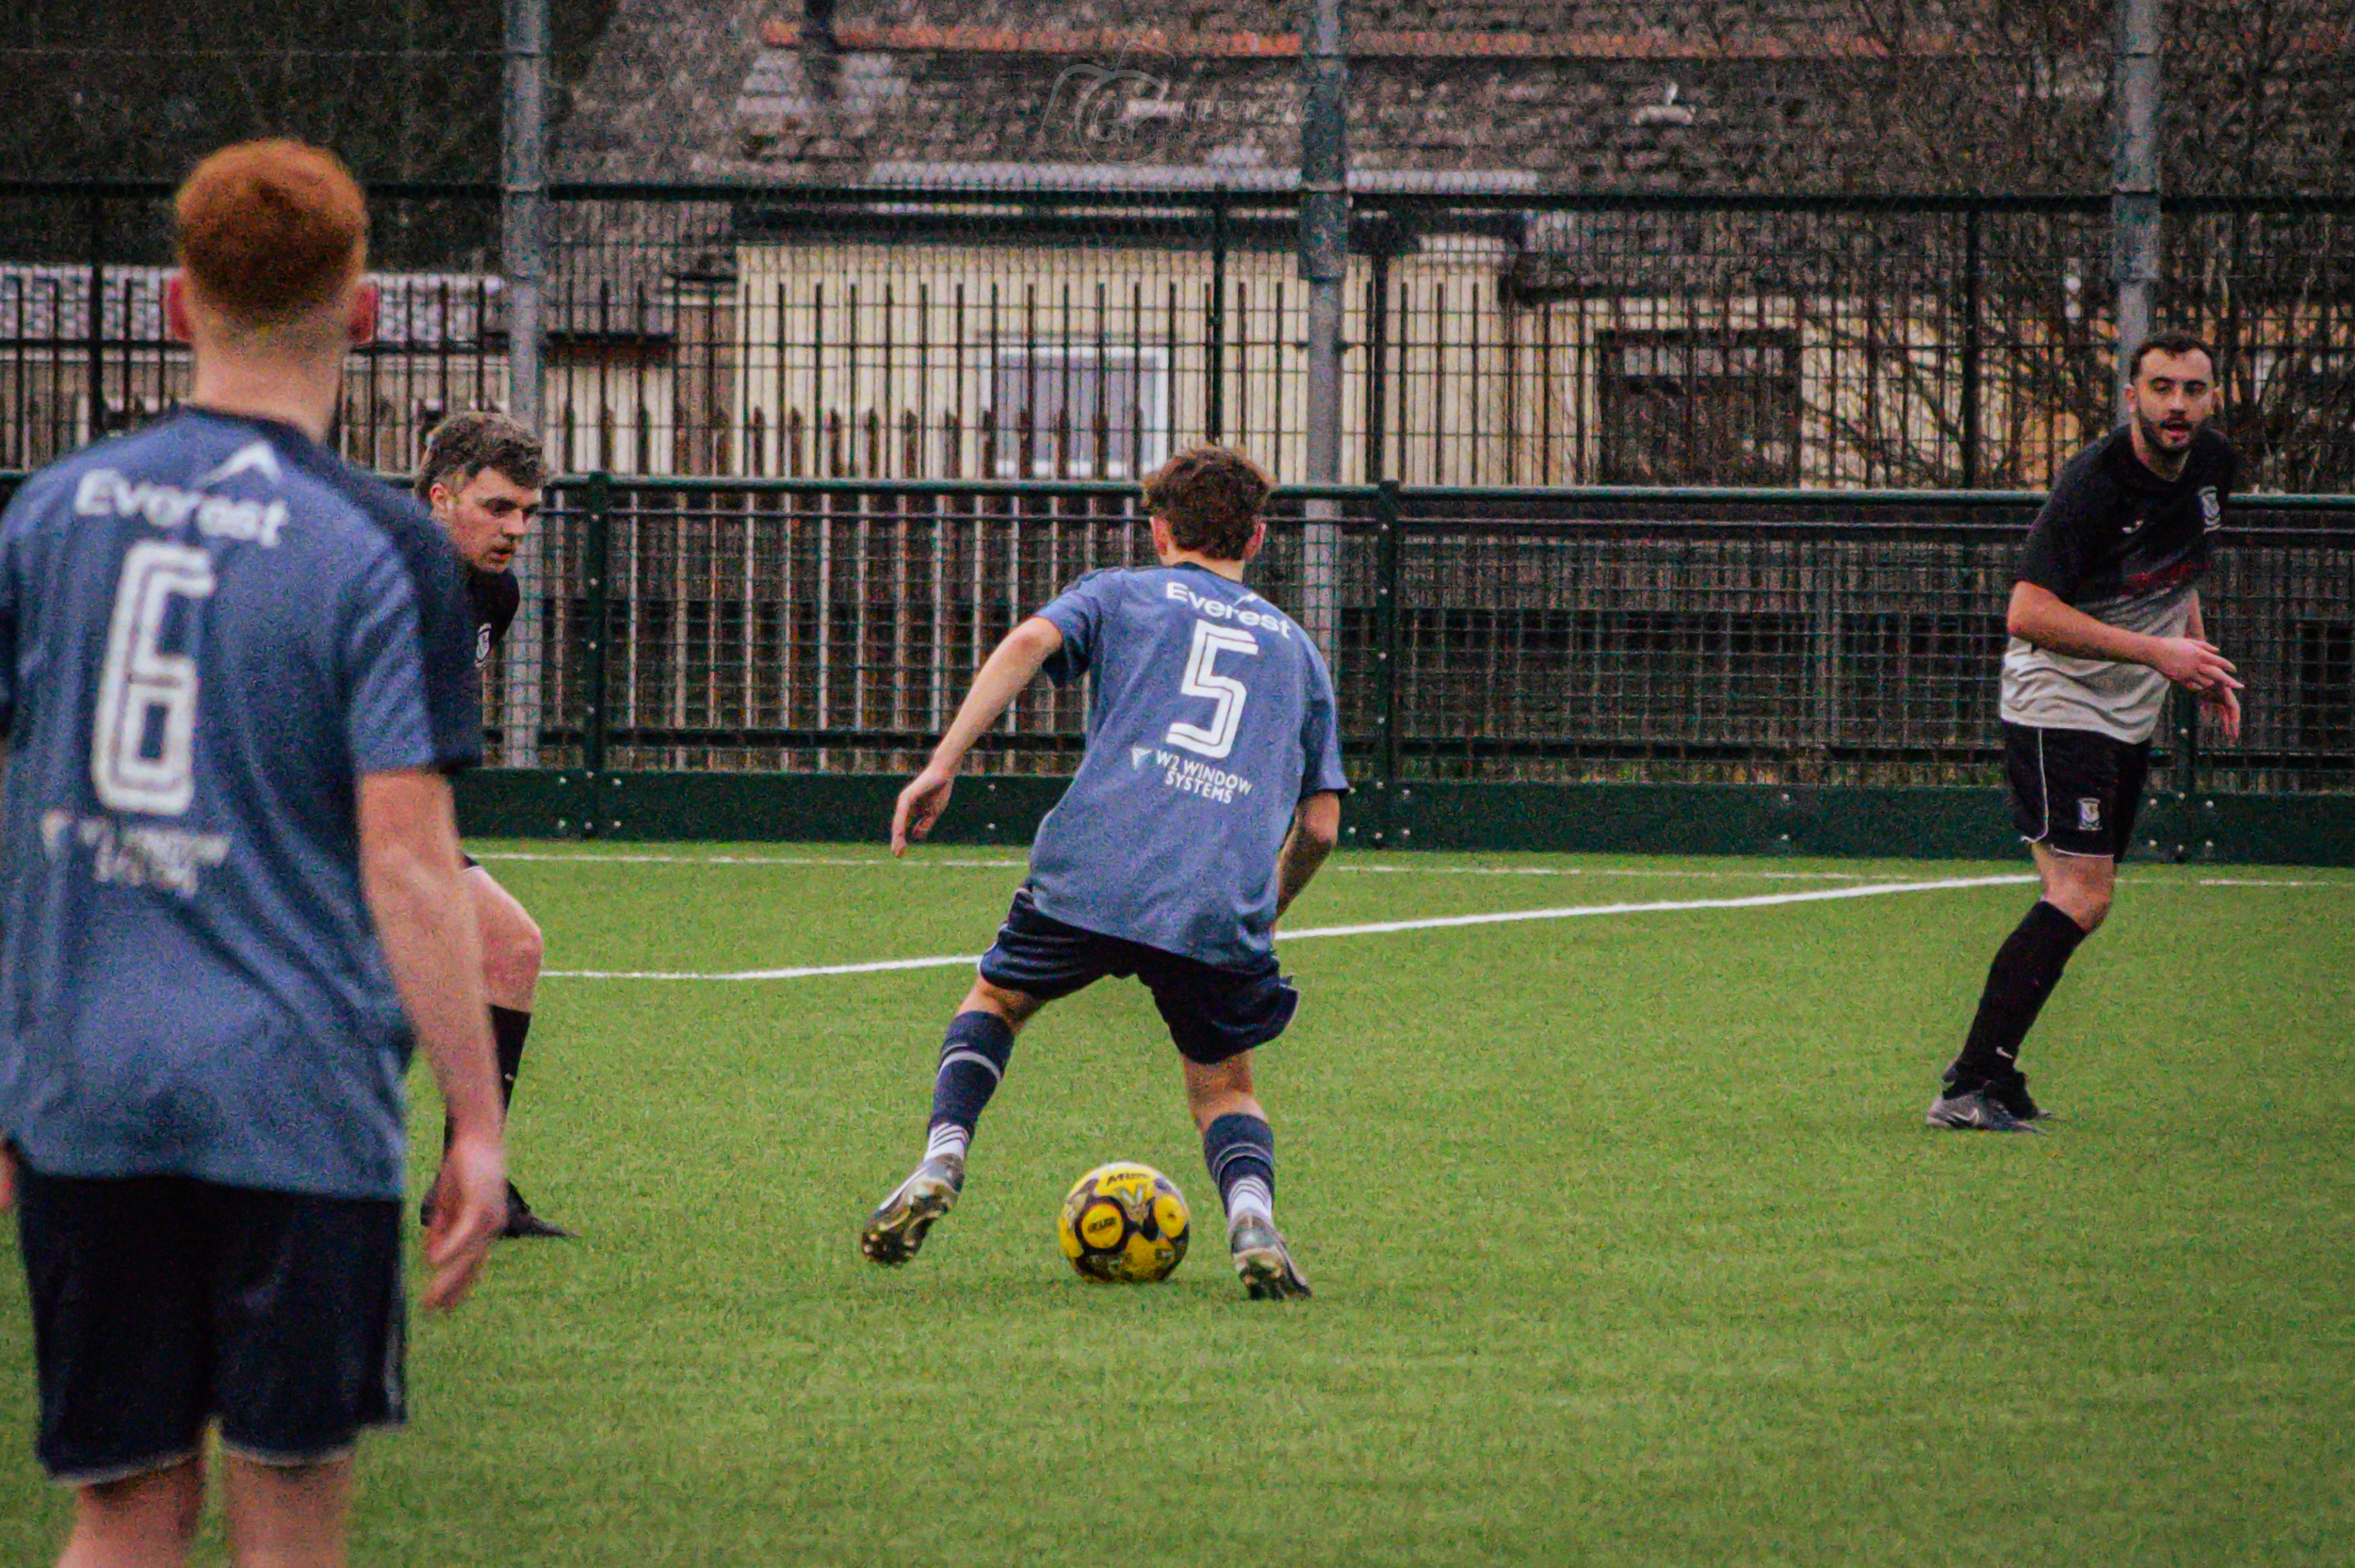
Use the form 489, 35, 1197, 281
358, 768, 507, 1311
891, 616, 1065, 854
2006, 581, 2240, 693
1275, 792, 1343, 918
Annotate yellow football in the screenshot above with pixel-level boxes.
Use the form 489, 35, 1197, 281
1056, 1162, 1190, 1284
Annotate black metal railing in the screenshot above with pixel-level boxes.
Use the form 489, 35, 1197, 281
2, 464, 2346, 796
5, 182, 2352, 492
487, 477, 2355, 797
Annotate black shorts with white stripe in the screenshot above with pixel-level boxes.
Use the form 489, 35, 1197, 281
2003, 720, 2152, 861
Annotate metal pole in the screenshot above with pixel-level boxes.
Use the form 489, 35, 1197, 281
1960, 203, 1982, 488
1298, 0, 1348, 653
501, 0, 550, 767
1366, 234, 1390, 484
1372, 477, 1402, 846
2112, 0, 2162, 413
1206, 191, 1227, 445
85, 192, 106, 445
581, 473, 612, 776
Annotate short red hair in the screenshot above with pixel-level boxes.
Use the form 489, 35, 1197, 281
175, 139, 367, 324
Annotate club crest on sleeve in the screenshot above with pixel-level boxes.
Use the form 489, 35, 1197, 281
2199, 487, 2221, 530
475, 624, 494, 667
2077, 797, 2103, 832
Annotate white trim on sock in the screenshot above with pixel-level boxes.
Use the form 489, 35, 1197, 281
937, 1048, 1004, 1082
924, 1123, 970, 1165
1224, 1175, 1273, 1228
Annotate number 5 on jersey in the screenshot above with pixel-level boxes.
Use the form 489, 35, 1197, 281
93, 541, 217, 816
1165, 618, 1259, 761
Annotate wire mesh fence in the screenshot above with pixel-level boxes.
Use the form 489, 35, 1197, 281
0, 182, 501, 474
2, 176, 2347, 804
4, 183, 2351, 493
0, 458, 2343, 795
474, 477, 2354, 797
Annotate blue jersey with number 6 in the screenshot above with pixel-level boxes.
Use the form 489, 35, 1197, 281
1027, 564, 1347, 969
0, 409, 479, 1200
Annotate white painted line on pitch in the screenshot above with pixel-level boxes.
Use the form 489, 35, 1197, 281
2193, 877, 2351, 889
475, 851, 1870, 881
1275, 874, 2037, 940
546, 951, 989, 981
541, 873, 2038, 981
1331, 865, 1871, 881
473, 852, 1028, 868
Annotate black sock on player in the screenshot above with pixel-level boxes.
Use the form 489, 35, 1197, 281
1947, 900, 2088, 1092
1201, 1111, 1276, 1232
444, 1006, 532, 1151
491, 1005, 530, 1108
922, 1010, 1015, 1164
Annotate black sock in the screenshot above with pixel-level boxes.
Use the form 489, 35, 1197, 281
1949, 901, 2088, 1091
491, 1006, 531, 1110
926, 1011, 1015, 1152
446, 1007, 532, 1155
1201, 1112, 1276, 1229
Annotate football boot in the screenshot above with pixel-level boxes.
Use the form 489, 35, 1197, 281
501, 1182, 577, 1239
1983, 1072, 2052, 1123
859, 1154, 965, 1265
1228, 1215, 1313, 1301
1925, 1087, 2038, 1133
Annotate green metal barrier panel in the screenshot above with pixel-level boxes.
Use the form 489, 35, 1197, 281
455, 768, 2355, 866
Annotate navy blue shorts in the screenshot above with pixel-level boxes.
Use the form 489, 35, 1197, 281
12, 1161, 406, 1484
978, 888, 1300, 1065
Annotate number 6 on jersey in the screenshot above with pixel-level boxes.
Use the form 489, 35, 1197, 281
1164, 618, 1259, 761
92, 541, 217, 816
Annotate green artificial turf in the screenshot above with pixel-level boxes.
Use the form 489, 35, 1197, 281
2, 846, 2349, 1565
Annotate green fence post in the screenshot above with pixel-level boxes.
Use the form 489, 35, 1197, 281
1372, 477, 1403, 846
581, 472, 612, 778
2173, 684, 2201, 863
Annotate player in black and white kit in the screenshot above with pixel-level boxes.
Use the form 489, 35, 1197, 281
1927, 332, 2243, 1131
415, 412, 575, 1234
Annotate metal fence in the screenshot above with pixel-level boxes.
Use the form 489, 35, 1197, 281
4, 182, 2352, 493
477, 477, 2355, 797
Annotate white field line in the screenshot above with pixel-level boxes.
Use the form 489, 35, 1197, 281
475, 850, 2350, 892
542, 873, 2038, 982
474, 852, 1030, 869
473, 851, 1871, 882
2192, 877, 2351, 889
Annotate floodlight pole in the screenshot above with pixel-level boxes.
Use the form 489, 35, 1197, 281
2111, 0, 2162, 414
501, 0, 550, 766
1299, 0, 1348, 653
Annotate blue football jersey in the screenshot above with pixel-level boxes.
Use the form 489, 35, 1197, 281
0, 409, 479, 1200
1027, 564, 1347, 968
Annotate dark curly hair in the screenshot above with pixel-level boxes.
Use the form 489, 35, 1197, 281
2129, 331, 2216, 380
1141, 445, 1273, 561
414, 409, 548, 502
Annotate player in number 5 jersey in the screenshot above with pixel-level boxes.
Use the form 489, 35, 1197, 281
860, 445, 1346, 1300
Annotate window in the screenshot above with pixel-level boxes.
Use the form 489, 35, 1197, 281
989, 346, 1169, 479
1599, 331, 1800, 486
